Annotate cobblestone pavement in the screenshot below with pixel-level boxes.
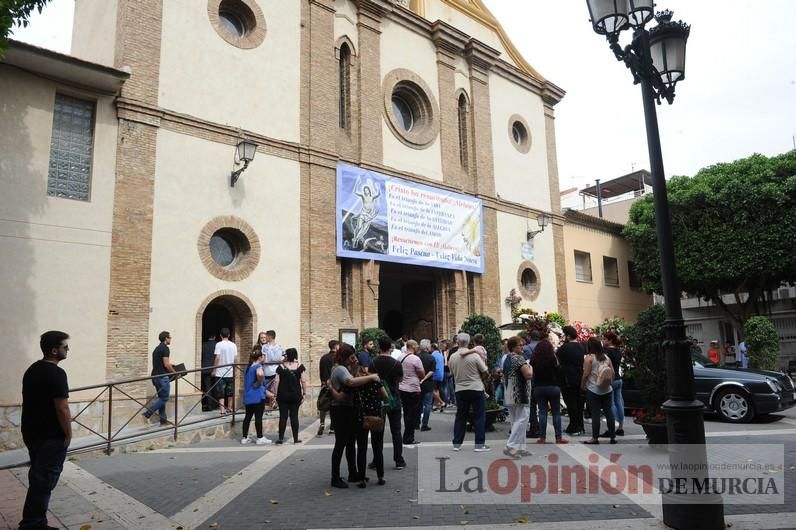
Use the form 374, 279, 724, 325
2, 408, 796, 529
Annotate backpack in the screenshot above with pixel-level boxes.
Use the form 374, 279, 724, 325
381, 381, 400, 413
596, 356, 615, 388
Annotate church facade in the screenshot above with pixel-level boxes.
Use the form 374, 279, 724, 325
0, 0, 565, 448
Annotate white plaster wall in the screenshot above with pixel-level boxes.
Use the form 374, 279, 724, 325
380, 18, 443, 181
453, 56, 469, 93
496, 211, 558, 325
334, 0, 358, 50
489, 73, 550, 211
71, 0, 118, 66
158, 1, 301, 143
0, 70, 116, 403
147, 130, 301, 370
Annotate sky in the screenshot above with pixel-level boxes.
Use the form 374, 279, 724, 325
10, 0, 796, 192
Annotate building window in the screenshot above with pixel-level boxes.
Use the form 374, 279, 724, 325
628, 260, 642, 289
574, 251, 592, 282
508, 114, 532, 154
198, 217, 260, 281
382, 69, 439, 149
338, 43, 351, 129
340, 259, 353, 310
47, 94, 95, 201
208, 0, 266, 49
603, 256, 619, 286
516, 261, 541, 301
457, 93, 469, 171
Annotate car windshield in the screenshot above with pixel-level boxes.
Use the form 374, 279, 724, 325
691, 348, 718, 368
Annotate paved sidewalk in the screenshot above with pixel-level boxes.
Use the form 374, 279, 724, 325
2, 409, 796, 529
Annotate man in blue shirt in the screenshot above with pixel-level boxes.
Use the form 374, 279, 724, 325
431, 344, 446, 409
358, 339, 375, 373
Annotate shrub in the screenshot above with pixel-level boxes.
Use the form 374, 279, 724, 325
594, 316, 628, 341
743, 317, 779, 370
459, 314, 502, 370
358, 327, 387, 351
624, 304, 666, 416
544, 311, 567, 328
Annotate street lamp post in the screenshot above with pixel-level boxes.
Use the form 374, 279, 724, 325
584, 2, 725, 528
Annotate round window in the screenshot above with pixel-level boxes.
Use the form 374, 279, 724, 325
219, 9, 246, 37
208, 0, 266, 50
521, 268, 538, 293
512, 122, 527, 145
208, 227, 250, 268
391, 95, 415, 132
516, 261, 541, 300
210, 234, 236, 266
508, 114, 532, 154
383, 70, 439, 149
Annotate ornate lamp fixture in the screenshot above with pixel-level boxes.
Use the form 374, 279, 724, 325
230, 139, 257, 187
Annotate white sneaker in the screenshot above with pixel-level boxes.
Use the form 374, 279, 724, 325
452, 445, 462, 452
255, 437, 272, 445
474, 445, 491, 452
241, 437, 252, 445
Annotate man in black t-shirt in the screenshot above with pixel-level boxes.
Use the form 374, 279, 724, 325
20, 330, 72, 530
317, 340, 338, 435
370, 335, 406, 469
143, 331, 177, 425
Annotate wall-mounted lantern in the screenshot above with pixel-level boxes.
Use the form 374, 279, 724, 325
230, 139, 257, 187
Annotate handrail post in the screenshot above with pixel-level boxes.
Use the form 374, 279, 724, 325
107, 385, 113, 455
231, 365, 236, 425
173, 375, 179, 441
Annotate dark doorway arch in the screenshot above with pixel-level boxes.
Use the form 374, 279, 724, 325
195, 291, 257, 386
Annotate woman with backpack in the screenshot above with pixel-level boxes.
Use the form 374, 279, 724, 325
272, 348, 307, 444
581, 337, 616, 444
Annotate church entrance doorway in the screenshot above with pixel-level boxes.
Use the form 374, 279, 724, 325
378, 263, 438, 341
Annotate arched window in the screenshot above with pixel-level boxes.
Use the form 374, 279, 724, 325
457, 93, 469, 171
339, 43, 351, 129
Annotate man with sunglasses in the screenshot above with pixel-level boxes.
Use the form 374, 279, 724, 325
20, 330, 73, 530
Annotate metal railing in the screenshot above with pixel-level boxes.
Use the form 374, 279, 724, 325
68, 362, 279, 455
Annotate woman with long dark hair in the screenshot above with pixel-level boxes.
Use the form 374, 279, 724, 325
581, 337, 616, 444
328, 343, 380, 488
273, 348, 307, 444
502, 336, 533, 458
601, 331, 624, 437
352, 363, 388, 487
531, 339, 567, 444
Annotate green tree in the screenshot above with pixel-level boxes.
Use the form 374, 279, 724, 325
623, 304, 666, 415
624, 150, 796, 335
743, 317, 779, 370
358, 327, 387, 351
1, 1, 53, 55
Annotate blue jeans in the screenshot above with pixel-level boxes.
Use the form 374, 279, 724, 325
20, 438, 67, 529
453, 390, 485, 446
535, 385, 563, 440
610, 379, 625, 426
421, 390, 434, 428
145, 375, 170, 421
445, 373, 456, 405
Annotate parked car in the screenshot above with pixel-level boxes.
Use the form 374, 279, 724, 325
623, 351, 796, 423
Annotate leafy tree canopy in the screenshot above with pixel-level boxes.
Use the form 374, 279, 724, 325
1, 1, 52, 55
624, 150, 796, 331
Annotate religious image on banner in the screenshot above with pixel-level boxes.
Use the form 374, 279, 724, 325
339, 169, 389, 254
336, 163, 484, 273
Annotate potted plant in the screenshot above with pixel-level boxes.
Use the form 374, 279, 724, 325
624, 304, 668, 444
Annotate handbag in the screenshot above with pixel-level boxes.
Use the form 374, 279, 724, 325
381, 381, 400, 413
363, 414, 385, 432
317, 386, 331, 412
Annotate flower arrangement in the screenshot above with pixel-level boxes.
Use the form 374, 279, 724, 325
511, 306, 536, 322
594, 316, 628, 340
505, 289, 522, 315
632, 409, 665, 425
570, 320, 595, 343
544, 311, 567, 328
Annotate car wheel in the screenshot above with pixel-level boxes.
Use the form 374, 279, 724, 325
714, 388, 754, 423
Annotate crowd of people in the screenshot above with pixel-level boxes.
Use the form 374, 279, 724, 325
142, 324, 628, 489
